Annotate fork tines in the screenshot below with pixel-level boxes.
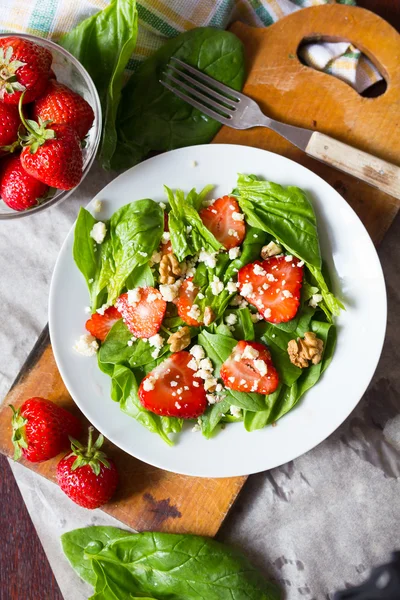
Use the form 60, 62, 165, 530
160, 57, 240, 124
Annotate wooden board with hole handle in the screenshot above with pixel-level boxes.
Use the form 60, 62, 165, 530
0, 4, 399, 537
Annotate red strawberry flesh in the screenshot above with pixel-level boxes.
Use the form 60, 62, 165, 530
115, 287, 166, 339
139, 351, 207, 418
199, 196, 245, 250
0, 154, 48, 211
85, 306, 121, 342
176, 278, 203, 327
220, 341, 279, 395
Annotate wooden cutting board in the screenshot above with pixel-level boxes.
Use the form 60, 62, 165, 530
0, 4, 399, 536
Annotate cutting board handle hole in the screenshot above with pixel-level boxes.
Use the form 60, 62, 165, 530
296, 37, 387, 98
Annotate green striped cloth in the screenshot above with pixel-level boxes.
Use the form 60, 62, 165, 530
0, 0, 381, 93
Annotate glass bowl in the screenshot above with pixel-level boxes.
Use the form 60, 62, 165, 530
0, 33, 102, 220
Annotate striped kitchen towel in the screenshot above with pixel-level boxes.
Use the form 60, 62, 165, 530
0, 0, 381, 93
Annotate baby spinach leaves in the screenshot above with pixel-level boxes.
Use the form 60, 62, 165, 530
61, 526, 281, 600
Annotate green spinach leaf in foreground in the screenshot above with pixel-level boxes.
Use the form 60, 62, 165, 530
73, 207, 98, 290
112, 27, 245, 170
62, 526, 281, 600
59, 0, 139, 169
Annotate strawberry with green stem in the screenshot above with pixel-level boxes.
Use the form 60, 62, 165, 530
18, 92, 83, 190
57, 427, 118, 509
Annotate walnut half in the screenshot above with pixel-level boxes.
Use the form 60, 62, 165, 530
159, 253, 182, 284
287, 331, 324, 368
261, 241, 282, 260
168, 326, 191, 352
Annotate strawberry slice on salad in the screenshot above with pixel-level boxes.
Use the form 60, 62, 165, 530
115, 287, 166, 339
220, 341, 279, 395
138, 351, 207, 418
176, 278, 203, 327
85, 306, 121, 341
199, 196, 245, 250
238, 256, 304, 323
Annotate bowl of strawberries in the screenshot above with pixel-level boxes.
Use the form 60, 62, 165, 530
0, 33, 101, 218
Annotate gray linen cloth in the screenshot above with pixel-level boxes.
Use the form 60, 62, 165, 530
1, 163, 399, 599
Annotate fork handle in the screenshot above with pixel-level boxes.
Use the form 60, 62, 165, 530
305, 132, 400, 200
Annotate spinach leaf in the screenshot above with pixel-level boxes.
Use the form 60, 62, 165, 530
125, 263, 154, 289
73, 207, 98, 291
59, 0, 139, 169
223, 226, 269, 284
62, 527, 281, 600
98, 320, 132, 368
107, 199, 163, 304
112, 28, 245, 170
229, 307, 255, 341
200, 399, 231, 439
165, 186, 222, 262
257, 323, 302, 387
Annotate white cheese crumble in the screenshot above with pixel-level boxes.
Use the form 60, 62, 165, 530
226, 280, 238, 293
230, 406, 242, 418
186, 280, 195, 291
232, 211, 244, 222
150, 251, 161, 264
192, 423, 201, 432
253, 264, 267, 276
73, 334, 99, 357
198, 249, 217, 268
159, 202, 166, 209
282, 289, 293, 298
204, 378, 218, 391
190, 345, 205, 362
147, 292, 159, 303
151, 348, 160, 359
187, 358, 198, 371
199, 358, 213, 372
127, 288, 141, 306
90, 222, 107, 244
228, 376, 235, 383
187, 304, 201, 321
211, 276, 224, 296
175, 401, 181, 409
143, 376, 156, 392
285, 254, 293, 262
309, 293, 323, 308
96, 303, 109, 315
138, 251, 148, 257
263, 241, 282, 257
250, 312, 264, 323
196, 369, 212, 380
206, 394, 219, 405
197, 292, 204, 299
264, 308, 272, 319
228, 228, 240, 239
93, 199, 102, 213
228, 247, 241, 260
190, 160, 197, 168
254, 359, 268, 376
84, 306, 91, 314
127, 340, 133, 347
298, 260, 304, 267
266, 273, 275, 282
241, 282, 253, 297
149, 334, 163, 348
242, 345, 259, 360
161, 232, 170, 244
159, 280, 182, 302
225, 313, 238, 326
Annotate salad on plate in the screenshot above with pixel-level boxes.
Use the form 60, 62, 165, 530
73, 174, 343, 444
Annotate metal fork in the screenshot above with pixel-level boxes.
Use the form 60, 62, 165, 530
161, 57, 400, 201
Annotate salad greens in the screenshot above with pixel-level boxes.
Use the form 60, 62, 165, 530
62, 526, 281, 599
73, 174, 341, 444
59, 0, 139, 170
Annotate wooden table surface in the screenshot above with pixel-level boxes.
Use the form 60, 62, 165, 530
1, 2, 399, 599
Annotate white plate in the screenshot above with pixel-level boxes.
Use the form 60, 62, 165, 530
49, 144, 386, 478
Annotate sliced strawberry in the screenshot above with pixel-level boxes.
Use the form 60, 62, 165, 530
238, 256, 303, 323
115, 287, 166, 339
220, 341, 279, 395
176, 278, 203, 327
85, 306, 122, 342
139, 351, 207, 418
199, 196, 245, 250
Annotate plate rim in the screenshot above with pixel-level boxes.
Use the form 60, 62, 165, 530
49, 143, 387, 477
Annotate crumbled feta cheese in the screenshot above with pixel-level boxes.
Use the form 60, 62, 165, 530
176, 388, 183, 395
199, 358, 213, 372
127, 340, 133, 347
192, 423, 201, 432
298, 260, 304, 267
250, 312, 264, 323
262, 283, 270, 290
204, 378, 218, 391
225, 313, 238, 326
282, 289, 293, 298
228, 376, 235, 383
215, 383, 223, 393
186, 280, 195, 291
285, 254, 293, 262
263, 241, 282, 257
264, 308, 272, 319
187, 358, 198, 371
159, 202, 166, 209
93, 199, 102, 213
159, 280, 182, 302
241, 282, 253, 297
254, 359, 268, 376
253, 264, 267, 276
151, 348, 160, 359
239, 299, 248, 309
138, 251, 147, 257
190, 160, 197, 167
211, 276, 224, 296
206, 394, 218, 405
187, 304, 201, 321
196, 368, 212, 380
127, 288, 141, 306
143, 376, 156, 391
228, 228, 240, 239
84, 306, 91, 314
90, 222, 107, 244
230, 406, 242, 418
232, 211, 244, 222
186, 225, 192, 234
197, 292, 204, 299
193, 380, 200, 387
190, 345, 205, 362
161, 232, 170, 244
175, 401, 181, 409
242, 345, 259, 360
170, 381, 178, 387
266, 273, 275, 282
228, 247, 241, 260
147, 292, 159, 303
226, 280, 238, 293
198, 249, 217, 268
150, 251, 162, 264
88, 278, 94, 284
149, 334, 163, 348
73, 334, 99, 357
239, 378, 246, 385
202, 198, 216, 207
309, 293, 323, 308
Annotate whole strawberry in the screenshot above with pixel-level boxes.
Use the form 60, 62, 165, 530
0, 103, 20, 156
0, 37, 52, 104
18, 95, 83, 190
10, 397, 82, 462
1, 154, 48, 211
57, 427, 118, 509
33, 79, 94, 140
